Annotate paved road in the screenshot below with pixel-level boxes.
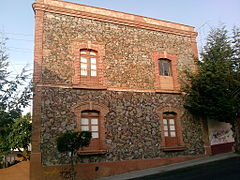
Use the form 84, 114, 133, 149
131, 156, 240, 180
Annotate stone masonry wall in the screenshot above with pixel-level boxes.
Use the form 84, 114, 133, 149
39, 11, 203, 166
41, 87, 204, 166
42, 12, 195, 88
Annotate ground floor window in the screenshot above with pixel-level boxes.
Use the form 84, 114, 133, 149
80, 110, 99, 139
157, 105, 185, 151
73, 101, 109, 155
163, 112, 178, 147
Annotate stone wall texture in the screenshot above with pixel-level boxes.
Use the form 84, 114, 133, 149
38, 11, 204, 166
42, 12, 195, 88
41, 87, 204, 166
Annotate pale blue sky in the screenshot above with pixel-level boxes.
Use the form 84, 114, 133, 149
0, 0, 240, 76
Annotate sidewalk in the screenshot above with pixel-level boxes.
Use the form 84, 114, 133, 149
96, 152, 240, 180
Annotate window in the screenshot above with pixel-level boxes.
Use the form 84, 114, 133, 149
152, 51, 180, 90
163, 112, 178, 147
159, 58, 171, 76
80, 110, 101, 152
157, 105, 185, 151
80, 49, 97, 77
72, 40, 106, 86
80, 110, 99, 139
162, 112, 186, 150
73, 101, 109, 155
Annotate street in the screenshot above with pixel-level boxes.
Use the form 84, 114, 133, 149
131, 156, 240, 180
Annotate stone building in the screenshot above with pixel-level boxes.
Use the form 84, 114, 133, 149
31, 0, 210, 179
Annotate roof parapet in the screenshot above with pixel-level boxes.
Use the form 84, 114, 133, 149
33, 0, 197, 37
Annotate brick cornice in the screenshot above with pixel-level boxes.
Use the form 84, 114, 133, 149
32, 0, 197, 37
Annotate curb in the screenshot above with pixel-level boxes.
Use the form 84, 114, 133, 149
96, 152, 240, 180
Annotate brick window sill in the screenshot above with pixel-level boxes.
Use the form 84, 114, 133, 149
77, 149, 107, 155
155, 89, 181, 94
72, 85, 107, 90
161, 146, 186, 151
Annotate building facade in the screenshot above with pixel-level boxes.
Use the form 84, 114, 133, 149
31, 0, 210, 179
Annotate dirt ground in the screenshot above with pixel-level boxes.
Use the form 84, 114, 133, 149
0, 161, 29, 180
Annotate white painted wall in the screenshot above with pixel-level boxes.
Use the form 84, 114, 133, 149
208, 119, 234, 145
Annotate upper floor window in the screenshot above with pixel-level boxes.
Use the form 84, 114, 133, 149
80, 49, 97, 77
159, 58, 171, 76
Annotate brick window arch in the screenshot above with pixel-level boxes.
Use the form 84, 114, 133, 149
72, 101, 109, 155
157, 105, 185, 151
72, 40, 106, 88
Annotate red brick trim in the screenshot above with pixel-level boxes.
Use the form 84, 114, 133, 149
152, 51, 180, 91
72, 101, 109, 153
31, 6, 45, 180
190, 36, 198, 59
32, 6, 44, 153
156, 104, 185, 149
78, 149, 107, 155
30, 86, 43, 180
34, 84, 182, 93
190, 35, 199, 73
161, 146, 185, 151
32, 0, 197, 37
30, 152, 43, 180
31, 87, 42, 154
108, 87, 182, 94
33, 8, 44, 84
72, 40, 106, 87
30, 152, 205, 180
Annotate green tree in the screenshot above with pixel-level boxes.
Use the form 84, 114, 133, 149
232, 26, 240, 71
8, 113, 32, 160
184, 25, 240, 125
0, 34, 32, 156
56, 131, 92, 180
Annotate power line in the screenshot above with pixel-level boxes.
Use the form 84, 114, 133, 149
8, 50, 33, 54
8, 47, 33, 51
8, 63, 33, 65
1, 32, 33, 37
7, 77, 32, 79
7, 47, 34, 54
8, 37, 34, 42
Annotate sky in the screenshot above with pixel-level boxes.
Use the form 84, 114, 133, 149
0, 0, 240, 76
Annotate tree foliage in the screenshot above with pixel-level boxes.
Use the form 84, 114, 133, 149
57, 131, 92, 154
8, 113, 32, 160
184, 25, 240, 124
56, 131, 92, 180
0, 34, 32, 156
